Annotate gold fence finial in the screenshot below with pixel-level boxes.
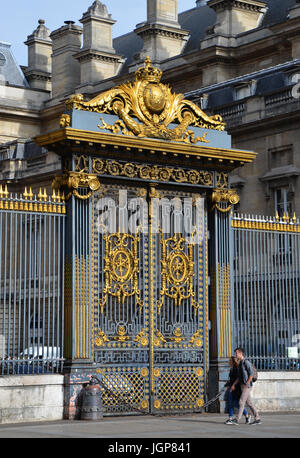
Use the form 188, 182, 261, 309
52, 189, 57, 202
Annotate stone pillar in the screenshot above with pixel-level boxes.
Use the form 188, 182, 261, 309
63, 173, 93, 419
207, 0, 267, 36
50, 21, 82, 99
24, 19, 52, 91
75, 1, 123, 89
208, 189, 239, 412
133, 0, 189, 64
53, 162, 102, 420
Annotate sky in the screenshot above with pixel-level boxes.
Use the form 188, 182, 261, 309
1, 0, 198, 67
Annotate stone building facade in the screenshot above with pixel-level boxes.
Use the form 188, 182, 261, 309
1, 0, 300, 216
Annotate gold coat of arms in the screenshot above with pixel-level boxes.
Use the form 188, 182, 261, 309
66, 57, 225, 144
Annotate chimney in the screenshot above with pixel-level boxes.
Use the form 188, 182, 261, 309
207, 0, 267, 36
24, 19, 52, 91
75, 0, 123, 88
50, 21, 82, 99
133, 0, 189, 64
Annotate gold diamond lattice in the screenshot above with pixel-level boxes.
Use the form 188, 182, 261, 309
154, 370, 204, 409
100, 370, 147, 411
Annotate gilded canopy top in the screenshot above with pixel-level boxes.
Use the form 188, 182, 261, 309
65, 57, 225, 145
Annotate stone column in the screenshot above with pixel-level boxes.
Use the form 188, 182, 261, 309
24, 19, 52, 91
208, 189, 239, 412
75, 1, 123, 89
50, 21, 82, 100
61, 166, 95, 419
133, 0, 189, 65
207, 0, 267, 36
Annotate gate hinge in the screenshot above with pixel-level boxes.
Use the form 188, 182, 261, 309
207, 230, 210, 240
207, 276, 211, 286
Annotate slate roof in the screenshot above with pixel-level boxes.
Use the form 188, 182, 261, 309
0, 41, 29, 87
113, 0, 298, 73
261, 0, 297, 28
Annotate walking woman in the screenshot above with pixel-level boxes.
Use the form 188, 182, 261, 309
224, 356, 251, 424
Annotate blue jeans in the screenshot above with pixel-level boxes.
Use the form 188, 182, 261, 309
228, 390, 248, 417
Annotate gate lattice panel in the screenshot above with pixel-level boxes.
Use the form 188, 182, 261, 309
92, 183, 208, 415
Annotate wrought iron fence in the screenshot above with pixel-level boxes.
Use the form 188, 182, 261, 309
232, 213, 300, 370
0, 185, 66, 375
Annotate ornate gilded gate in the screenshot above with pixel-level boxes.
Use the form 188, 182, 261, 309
35, 57, 256, 418
92, 183, 208, 414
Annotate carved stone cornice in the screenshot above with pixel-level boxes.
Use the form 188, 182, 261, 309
24, 70, 51, 82
135, 23, 189, 41
208, 0, 267, 12
74, 49, 122, 64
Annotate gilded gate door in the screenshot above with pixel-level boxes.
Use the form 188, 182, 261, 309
92, 182, 208, 415
150, 187, 208, 414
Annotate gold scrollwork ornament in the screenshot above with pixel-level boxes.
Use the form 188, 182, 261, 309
211, 189, 240, 213
59, 113, 71, 128
99, 232, 144, 313
66, 57, 225, 144
95, 329, 110, 347
52, 171, 101, 200
157, 232, 200, 315
134, 329, 149, 347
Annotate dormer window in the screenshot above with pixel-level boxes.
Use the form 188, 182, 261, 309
234, 80, 257, 101
235, 85, 251, 100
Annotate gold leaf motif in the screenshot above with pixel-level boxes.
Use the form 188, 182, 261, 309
197, 398, 204, 408
59, 114, 71, 128
91, 158, 213, 186
157, 233, 200, 315
190, 330, 203, 347
99, 231, 144, 313
154, 400, 161, 409
135, 329, 149, 346
169, 327, 185, 343
211, 189, 240, 213
140, 368, 149, 378
153, 368, 161, 378
140, 400, 148, 409
113, 326, 130, 342
95, 329, 110, 347
65, 57, 225, 144
196, 368, 204, 377
52, 171, 101, 200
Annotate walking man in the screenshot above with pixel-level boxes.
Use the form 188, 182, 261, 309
229, 347, 261, 425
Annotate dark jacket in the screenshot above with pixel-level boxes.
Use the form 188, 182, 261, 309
225, 366, 241, 398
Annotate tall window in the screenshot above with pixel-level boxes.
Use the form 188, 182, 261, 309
274, 187, 293, 217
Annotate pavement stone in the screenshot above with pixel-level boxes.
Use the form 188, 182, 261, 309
0, 412, 299, 442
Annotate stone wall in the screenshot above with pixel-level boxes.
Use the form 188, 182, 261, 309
0, 375, 64, 424
252, 372, 300, 412
0, 371, 299, 424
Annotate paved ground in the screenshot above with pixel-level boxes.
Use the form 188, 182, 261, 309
0, 412, 299, 441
